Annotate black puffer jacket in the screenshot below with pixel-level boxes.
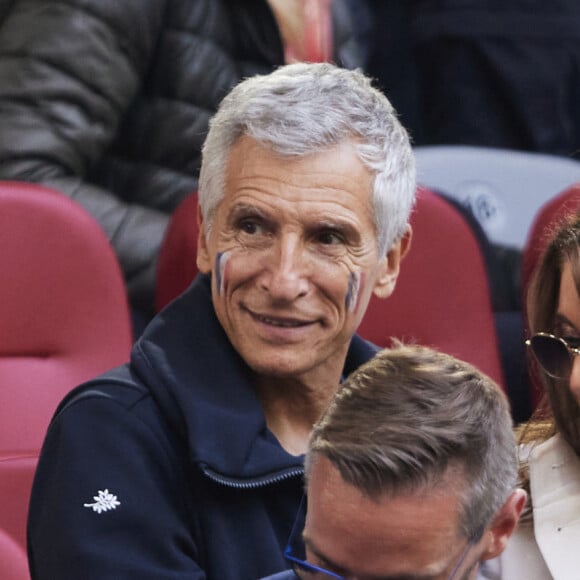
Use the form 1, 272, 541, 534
0, 0, 363, 313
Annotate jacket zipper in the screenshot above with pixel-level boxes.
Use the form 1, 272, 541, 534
200, 464, 304, 489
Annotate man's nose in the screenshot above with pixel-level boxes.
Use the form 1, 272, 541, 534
261, 235, 310, 300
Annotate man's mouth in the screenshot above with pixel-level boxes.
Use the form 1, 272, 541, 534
252, 313, 310, 328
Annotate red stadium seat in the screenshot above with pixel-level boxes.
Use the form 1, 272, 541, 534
155, 192, 200, 312
522, 184, 580, 307
358, 187, 505, 390
0, 526, 29, 580
0, 181, 133, 557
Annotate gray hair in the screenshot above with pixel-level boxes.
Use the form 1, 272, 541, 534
199, 62, 416, 256
306, 343, 517, 541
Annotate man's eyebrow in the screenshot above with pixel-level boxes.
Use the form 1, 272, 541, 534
226, 203, 273, 226
227, 202, 268, 218
310, 218, 356, 232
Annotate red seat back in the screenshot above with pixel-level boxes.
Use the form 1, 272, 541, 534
0, 181, 133, 556
156, 193, 200, 312
0, 454, 36, 572
358, 187, 505, 390
0, 181, 133, 451
522, 184, 580, 307
0, 526, 29, 580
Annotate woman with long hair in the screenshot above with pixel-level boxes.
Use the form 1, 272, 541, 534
500, 212, 580, 578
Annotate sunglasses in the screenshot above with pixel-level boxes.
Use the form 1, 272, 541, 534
526, 332, 580, 379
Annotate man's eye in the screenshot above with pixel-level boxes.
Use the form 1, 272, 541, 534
239, 220, 261, 235
317, 230, 343, 245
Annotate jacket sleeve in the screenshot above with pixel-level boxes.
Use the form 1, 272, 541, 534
0, 0, 169, 312
28, 390, 206, 579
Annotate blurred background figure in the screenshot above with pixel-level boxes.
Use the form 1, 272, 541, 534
0, 0, 366, 330
365, 0, 580, 157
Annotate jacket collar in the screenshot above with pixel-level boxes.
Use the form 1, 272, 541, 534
131, 274, 377, 483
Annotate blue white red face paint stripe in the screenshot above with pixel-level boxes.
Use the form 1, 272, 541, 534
215, 251, 232, 296
346, 271, 362, 313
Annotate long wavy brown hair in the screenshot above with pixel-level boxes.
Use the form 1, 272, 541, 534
518, 212, 580, 515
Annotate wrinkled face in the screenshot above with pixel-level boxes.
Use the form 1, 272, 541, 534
556, 261, 580, 404
303, 457, 484, 580
197, 136, 405, 382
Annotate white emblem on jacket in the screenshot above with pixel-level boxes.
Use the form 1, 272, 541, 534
83, 489, 121, 514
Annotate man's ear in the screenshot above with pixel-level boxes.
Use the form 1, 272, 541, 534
480, 488, 527, 561
372, 225, 412, 299
196, 203, 212, 274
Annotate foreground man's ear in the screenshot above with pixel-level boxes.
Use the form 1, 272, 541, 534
372, 225, 412, 299
481, 488, 528, 561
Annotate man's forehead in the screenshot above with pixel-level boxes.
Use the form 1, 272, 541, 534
303, 460, 469, 579
306, 456, 466, 546
224, 136, 373, 192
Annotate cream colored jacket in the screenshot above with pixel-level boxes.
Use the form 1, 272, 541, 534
499, 434, 580, 579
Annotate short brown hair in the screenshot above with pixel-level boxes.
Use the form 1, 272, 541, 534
306, 343, 517, 541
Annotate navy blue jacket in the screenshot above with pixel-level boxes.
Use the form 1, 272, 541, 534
28, 274, 377, 579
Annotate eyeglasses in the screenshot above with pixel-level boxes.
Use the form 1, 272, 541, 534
284, 496, 475, 580
526, 332, 580, 379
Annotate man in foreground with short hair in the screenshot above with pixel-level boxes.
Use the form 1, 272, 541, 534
266, 343, 526, 580
27, 62, 415, 578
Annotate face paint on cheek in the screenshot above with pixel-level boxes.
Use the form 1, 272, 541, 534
345, 271, 364, 313
215, 251, 232, 296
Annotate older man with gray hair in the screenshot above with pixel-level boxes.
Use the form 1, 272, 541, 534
28, 62, 415, 579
